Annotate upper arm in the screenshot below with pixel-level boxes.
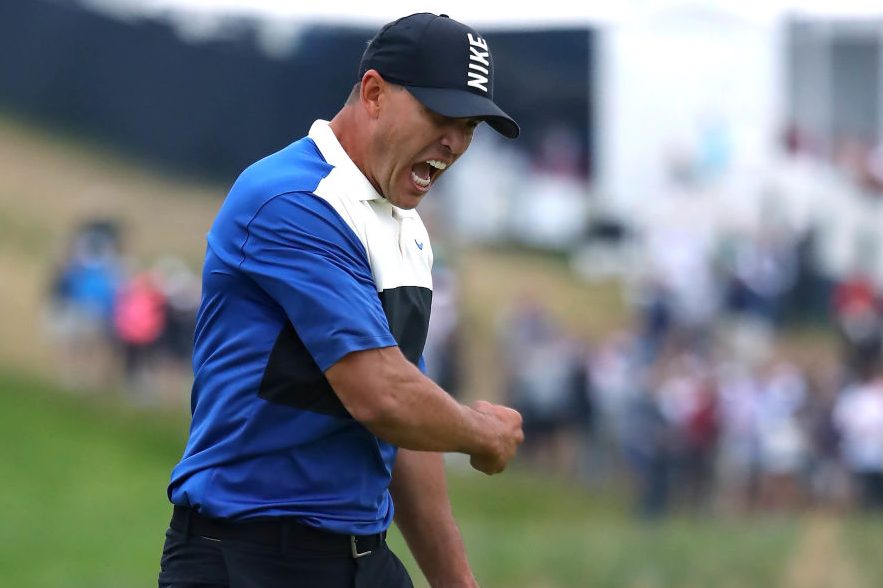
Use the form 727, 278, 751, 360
325, 345, 419, 423
239, 192, 396, 371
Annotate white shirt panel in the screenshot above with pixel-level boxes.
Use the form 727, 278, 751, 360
308, 120, 433, 293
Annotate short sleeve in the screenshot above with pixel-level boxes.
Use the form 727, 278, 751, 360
239, 192, 396, 371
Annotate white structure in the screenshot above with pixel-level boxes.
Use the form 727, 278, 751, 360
596, 3, 783, 218
77, 0, 883, 257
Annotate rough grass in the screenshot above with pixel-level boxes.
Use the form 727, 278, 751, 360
0, 369, 188, 587
0, 367, 810, 588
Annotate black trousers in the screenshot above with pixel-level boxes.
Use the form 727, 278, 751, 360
158, 508, 414, 588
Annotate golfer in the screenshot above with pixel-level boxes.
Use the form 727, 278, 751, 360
159, 12, 523, 588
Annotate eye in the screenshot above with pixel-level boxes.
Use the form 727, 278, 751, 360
421, 104, 447, 126
460, 119, 480, 137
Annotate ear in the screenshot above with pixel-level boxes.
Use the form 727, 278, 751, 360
359, 70, 384, 119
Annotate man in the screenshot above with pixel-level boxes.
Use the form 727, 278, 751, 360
159, 13, 524, 588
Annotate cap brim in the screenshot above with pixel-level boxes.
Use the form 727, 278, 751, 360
405, 86, 520, 139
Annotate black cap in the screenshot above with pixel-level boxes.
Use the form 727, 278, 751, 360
358, 13, 519, 139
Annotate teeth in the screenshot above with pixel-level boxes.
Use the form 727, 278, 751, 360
411, 171, 431, 187
426, 160, 447, 170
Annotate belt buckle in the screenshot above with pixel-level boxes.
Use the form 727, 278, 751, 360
350, 535, 373, 559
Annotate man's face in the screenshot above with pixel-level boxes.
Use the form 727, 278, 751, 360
369, 86, 479, 210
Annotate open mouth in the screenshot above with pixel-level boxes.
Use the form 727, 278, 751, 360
410, 159, 448, 191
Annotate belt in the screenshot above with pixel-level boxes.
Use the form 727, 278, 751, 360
170, 506, 386, 559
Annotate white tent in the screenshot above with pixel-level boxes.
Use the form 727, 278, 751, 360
75, 0, 883, 217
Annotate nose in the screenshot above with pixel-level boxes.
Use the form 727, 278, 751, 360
439, 121, 473, 156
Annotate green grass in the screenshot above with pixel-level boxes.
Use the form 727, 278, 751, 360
0, 366, 813, 588
392, 473, 799, 588
842, 514, 883, 584
0, 369, 188, 587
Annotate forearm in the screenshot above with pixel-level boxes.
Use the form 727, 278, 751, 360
329, 347, 493, 454
326, 346, 523, 474
391, 450, 476, 588
367, 364, 488, 453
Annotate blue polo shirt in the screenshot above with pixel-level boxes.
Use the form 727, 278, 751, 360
168, 121, 434, 535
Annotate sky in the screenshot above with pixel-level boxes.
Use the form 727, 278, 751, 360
78, 0, 883, 28
71, 0, 883, 57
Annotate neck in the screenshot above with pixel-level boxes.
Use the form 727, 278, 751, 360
328, 105, 384, 197
330, 107, 367, 175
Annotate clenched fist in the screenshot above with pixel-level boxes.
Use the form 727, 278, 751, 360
469, 400, 524, 475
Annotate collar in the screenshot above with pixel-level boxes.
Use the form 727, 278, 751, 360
308, 119, 381, 202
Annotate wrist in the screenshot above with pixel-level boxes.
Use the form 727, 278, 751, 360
460, 404, 495, 457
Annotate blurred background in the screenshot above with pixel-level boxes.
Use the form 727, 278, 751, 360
3, 0, 883, 586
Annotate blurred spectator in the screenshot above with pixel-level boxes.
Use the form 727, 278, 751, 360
680, 372, 720, 513
723, 230, 798, 326
831, 270, 882, 380
623, 384, 673, 519
563, 337, 598, 484
113, 270, 168, 398
833, 364, 883, 511
500, 295, 596, 478
804, 368, 851, 510
423, 262, 462, 399
755, 361, 809, 512
632, 276, 674, 363
153, 257, 200, 365
45, 219, 125, 386
641, 212, 719, 346
589, 331, 640, 434
715, 361, 763, 514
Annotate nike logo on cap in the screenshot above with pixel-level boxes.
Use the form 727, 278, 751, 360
466, 33, 489, 93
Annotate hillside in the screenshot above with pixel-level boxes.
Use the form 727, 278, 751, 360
0, 114, 628, 400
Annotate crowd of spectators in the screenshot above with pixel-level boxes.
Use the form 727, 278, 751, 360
493, 287, 883, 519
42, 123, 883, 518
44, 219, 199, 402
487, 124, 883, 518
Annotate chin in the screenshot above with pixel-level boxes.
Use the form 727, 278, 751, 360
388, 192, 424, 210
